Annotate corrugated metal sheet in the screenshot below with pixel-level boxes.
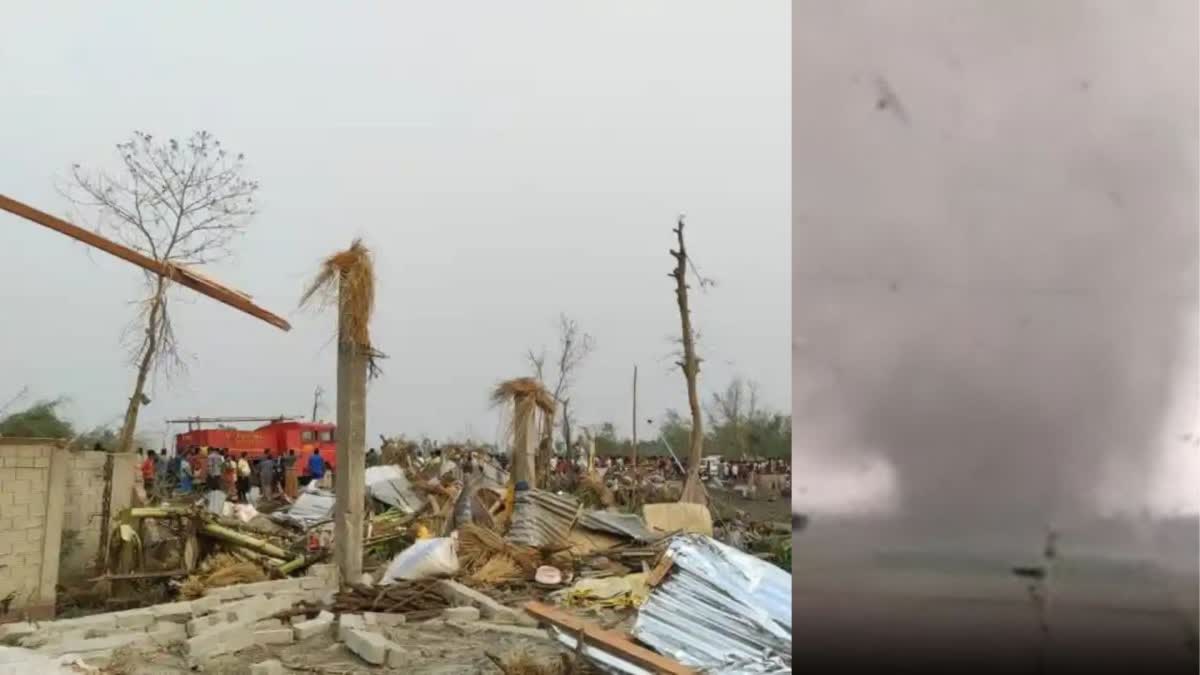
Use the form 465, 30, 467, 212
506, 489, 582, 548
578, 510, 659, 543
632, 535, 792, 674
548, 626, 653, 675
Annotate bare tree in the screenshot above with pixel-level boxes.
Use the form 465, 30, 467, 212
706, 377, 761, 458
670, 216, 712, 504
63, 131, 258, 454
526, 313, 595, 451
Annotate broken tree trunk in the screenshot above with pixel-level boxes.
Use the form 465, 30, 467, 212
670, 218, 707, 504
334, 280, 367, 583
116, 275, 167, 454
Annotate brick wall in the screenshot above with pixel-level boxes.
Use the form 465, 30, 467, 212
0, 439, 67, 620
59, 451, 136, 580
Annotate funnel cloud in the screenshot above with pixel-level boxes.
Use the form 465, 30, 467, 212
793, 0, 1198, 526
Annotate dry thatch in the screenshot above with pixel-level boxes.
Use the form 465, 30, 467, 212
299, 239, 376, 350
576, 473, 615, 509
487, 650, 577, 675
458, 523, 541, 573
469, 554, 522, 584
178, 552, 267, 599
492, 378, 556, 487
490, 377, 556, 415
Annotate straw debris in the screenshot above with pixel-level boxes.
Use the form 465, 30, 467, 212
178, 552, 268, 599
299, 238, 385, 375
490, 377, 556, 416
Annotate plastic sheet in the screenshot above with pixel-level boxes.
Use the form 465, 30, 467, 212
365, 465, 423, 513
380, 535, 460, 582
271, 486, 335, 528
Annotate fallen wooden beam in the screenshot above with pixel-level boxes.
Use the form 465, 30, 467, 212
523, 601, 696, 675
89, 569, 188, 582
0, 193, 291, 331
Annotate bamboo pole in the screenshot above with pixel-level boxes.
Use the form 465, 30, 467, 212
200, 522, 291, 560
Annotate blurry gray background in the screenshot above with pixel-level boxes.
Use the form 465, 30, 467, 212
793, 0, 1198, 524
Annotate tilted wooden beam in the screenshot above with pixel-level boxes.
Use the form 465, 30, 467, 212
523, 601, 697, 674
0, 193, 291, 331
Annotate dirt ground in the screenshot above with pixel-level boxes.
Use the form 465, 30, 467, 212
707, 484, 792, 524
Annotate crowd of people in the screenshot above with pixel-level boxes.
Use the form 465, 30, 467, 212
136, 445, 333, 503
545, 452, 791, 485
710, 458, 791, 483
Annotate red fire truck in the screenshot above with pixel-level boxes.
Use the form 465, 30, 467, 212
170, 416, 337, 475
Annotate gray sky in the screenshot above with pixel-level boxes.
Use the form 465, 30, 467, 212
1, 2, 790, 447
793, 0, 1198, 518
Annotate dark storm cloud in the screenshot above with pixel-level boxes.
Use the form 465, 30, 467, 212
793, 0, 1198, 525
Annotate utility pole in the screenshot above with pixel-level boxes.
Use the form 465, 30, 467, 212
311, 386, 324, 422
631, 365, 638, 477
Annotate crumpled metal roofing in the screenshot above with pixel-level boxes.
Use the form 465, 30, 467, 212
507, 489, 660, 548
506, 489, 581, 548
548, 626, 653, 675
631, 534, 792, 674
365, 465, 423, 513
577, 510, 660, 543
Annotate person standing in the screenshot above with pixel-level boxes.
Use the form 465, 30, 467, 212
178, 451, 193, 493
206, 448, 223, 493
236, 452, 252, 502
307, 450, 325, 488
157, 448, 173, 494
222, 450, 238, 500
258, 451, 276, 501
141, 450, 157, 496
191, 447, 207, 487
365, 447, 380, 468
281, 449, 298, 498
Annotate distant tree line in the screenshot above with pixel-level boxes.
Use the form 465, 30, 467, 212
591, 378, 790, 460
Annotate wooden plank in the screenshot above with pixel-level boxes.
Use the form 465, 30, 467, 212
523, 601, 696, 675
0, 193, 291, 331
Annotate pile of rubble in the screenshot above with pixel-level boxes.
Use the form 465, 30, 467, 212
15, 445, 791, 672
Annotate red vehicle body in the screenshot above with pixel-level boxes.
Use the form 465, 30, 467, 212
174, 420, 336, 476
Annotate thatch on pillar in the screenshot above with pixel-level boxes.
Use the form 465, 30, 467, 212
490, 377, 555, 489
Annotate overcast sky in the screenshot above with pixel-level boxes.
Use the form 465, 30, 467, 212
1, 2, 790, 448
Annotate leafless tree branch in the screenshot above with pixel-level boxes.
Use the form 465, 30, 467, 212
62, 130, 258, 452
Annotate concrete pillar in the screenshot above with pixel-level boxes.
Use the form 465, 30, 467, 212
38, 445, 68, 611
333, 289, 366, 584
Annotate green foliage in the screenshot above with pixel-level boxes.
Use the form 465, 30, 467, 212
592, 378, 791, 459
0, 400, 132, 451
0, 399, 74, 439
